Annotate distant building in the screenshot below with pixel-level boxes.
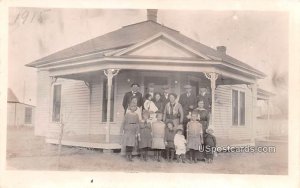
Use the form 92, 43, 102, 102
7, 88, 35, 127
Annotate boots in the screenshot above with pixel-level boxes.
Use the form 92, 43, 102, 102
157, 150, 161, 162
166, 149, 170, 162
144, 150, 148, 161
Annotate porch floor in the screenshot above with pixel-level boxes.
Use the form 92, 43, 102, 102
46, 134, 122, 150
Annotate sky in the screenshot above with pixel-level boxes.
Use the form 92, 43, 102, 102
8, 8, 289, 110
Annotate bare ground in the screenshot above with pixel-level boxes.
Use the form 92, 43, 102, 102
6, 126, 288, 174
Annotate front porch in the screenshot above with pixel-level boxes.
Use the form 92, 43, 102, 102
45, 65, 261, 149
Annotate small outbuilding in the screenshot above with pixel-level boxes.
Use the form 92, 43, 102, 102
7, 88, 35, 127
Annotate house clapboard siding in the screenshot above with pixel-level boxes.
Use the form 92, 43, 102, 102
214, 85, 252, 141
39, 67, 255, 143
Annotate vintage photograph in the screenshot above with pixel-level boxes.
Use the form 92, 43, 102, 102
6, 8, 288, 174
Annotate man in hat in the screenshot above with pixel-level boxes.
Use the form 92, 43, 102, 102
178, 84, 197, 137
161, 85, 170, 112
122, 83, 143, 111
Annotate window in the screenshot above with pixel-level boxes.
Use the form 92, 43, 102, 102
52, 85, 61, 122
232, 90, 246, 126
102, 78, 115, 122
25, 107, 32, 124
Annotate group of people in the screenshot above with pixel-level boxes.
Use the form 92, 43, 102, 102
121, 82, 217, 163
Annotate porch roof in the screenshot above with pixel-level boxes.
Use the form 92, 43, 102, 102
26, 20, 266, 79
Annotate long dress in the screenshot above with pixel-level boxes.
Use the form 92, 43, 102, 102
187, 121, 203, 150
139, 121, 152, 149
121, 112, 139, 147
151, 121, 166, 149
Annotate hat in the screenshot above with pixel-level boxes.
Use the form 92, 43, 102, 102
184, 84, 192, 89
131, 83, 140, 87
148, 83, 155, 88
168, 93, 177, 99
162, 85, 170, 90
206, 128, 214, 134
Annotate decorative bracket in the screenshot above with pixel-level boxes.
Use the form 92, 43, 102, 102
104, 69, 120, 85
50, 76, 58, 85
84, 81, 92, 92
204, 72, 219, 90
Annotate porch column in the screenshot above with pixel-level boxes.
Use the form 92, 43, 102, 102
104, 69, 120, 143
204, 72, 218, 130
250, 83, 258, 143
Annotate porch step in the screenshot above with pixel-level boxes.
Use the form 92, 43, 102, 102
46, 138, 121, 149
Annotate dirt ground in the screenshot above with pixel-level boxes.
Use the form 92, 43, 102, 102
6, 126, 288, 174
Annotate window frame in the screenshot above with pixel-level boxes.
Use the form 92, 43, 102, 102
52, 84, 62, 123
231, 87, 246, 127
24, 107, 32, 124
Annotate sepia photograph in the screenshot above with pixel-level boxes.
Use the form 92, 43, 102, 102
2, 2, 298, 187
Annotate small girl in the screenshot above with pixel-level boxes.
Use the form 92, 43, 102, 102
204, 128, 217, 163
151, 112, 166, 162
187, 110, 203, 163
164, 121, 176, 162
174, 126, 187, 163
122, 103, 140, 162
138, 110, 152, 161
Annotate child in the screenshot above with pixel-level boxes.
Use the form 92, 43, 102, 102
151, 112, 166, 162
144, 94, 158, 112
121, 103, 140, 162
138, 110, 152, 161
174, 127, 187, 163
164, 121, 176, 162
204, 128, 217, 163
187, 110, 203, 163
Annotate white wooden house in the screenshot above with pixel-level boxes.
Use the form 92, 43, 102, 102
7, 88, 35, 127
26, 10, 272, 150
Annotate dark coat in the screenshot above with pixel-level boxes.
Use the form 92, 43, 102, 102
194, 108, 210, 133
122, 91, 143, 110
164, 128, 176, 148
178, 93, 197, 118
197, 93, 211, 112
161, 93, 170, 112
204, 133, 216, 147
153, 99, 164, 113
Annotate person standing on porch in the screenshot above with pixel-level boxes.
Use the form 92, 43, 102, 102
125, 96, 142, 120
194, 100, 210, 134
197, 87, 212, 112
178, 84, 197, 137
122, 83, 143, 111
138, 110, 152, 161
121, 103, 140, 162
153, 92, 164, 113
163, 93, 184, 129
161, 85, 170, 112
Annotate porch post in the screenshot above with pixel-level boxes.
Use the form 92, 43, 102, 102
104, 69, 119, 143
250, 83, 258, 143
204, 72, 218, 130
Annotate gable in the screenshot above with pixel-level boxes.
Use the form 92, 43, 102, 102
128, 38, 198, 58
112, 33, 210, 60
